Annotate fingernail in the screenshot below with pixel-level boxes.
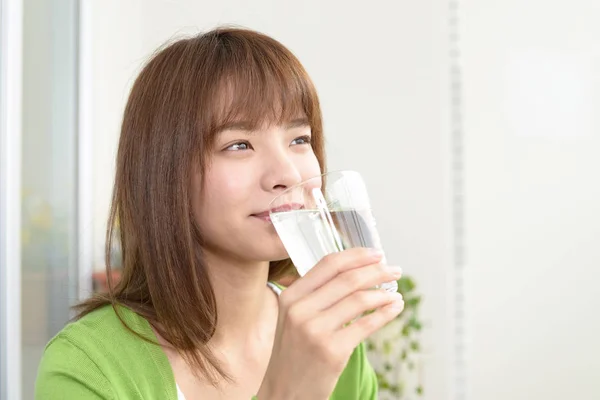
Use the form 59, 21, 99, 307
368, 248, 383, 259
387, 291, 403, 301
387, 266, 403, 279
388, 298, 405, 312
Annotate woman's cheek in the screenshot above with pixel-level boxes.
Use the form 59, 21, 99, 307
210, 159, 256, 196
298, 151, 322, 181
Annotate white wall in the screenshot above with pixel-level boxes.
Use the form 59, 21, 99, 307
462, 0, 600, 399
87, 0, 453, 398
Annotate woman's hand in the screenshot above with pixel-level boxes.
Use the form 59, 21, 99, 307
257, 248, 404, 400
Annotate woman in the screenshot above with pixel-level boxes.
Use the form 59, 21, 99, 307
35, 27, 404, 399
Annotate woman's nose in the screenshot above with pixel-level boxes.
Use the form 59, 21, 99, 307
262, 156, 303, 192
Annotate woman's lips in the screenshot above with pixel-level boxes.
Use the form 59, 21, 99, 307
252, 203, 304, 221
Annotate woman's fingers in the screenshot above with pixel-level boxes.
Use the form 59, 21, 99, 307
295, 263, 402, 313
335, 296, 405, 346
315, 289, 403, 331
280, 248, 383, 306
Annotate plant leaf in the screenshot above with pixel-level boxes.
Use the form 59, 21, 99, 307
397, 276, 416, 294
401, 324, 411, 337
405, 295, 422, 308
383, 340, 392, 355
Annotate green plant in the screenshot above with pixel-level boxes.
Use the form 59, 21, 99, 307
366, 275, 424, 399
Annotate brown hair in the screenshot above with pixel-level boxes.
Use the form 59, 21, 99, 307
75, 26, 325, 384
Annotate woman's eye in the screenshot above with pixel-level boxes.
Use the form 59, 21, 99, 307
291, 135, 312, 146
225, 141, 252, 151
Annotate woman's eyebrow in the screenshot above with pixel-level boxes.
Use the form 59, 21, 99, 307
286, 118, 310, 129
216, 121, 255, 133
215, 118, 309, 135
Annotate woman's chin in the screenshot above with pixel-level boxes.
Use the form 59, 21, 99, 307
260, 240, 290, 262
225, 226, 290, 262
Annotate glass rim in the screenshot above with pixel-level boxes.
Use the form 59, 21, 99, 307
268, 169, 360, 209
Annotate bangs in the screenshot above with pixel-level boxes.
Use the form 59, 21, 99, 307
202, 30, 319, 137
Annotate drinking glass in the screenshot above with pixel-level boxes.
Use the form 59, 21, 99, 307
269, 170, 398, 293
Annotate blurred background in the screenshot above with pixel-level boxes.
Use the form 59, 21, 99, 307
1, 0, 599, 399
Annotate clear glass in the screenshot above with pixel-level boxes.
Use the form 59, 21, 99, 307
269, 170, 398, 293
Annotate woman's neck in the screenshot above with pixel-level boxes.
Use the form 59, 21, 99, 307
202, 250, 279, 352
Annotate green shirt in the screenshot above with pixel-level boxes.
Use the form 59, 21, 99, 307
35, 304, 378, 399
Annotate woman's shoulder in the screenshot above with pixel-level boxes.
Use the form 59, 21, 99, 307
43, 304, 150, 356
35, 304, 176, 400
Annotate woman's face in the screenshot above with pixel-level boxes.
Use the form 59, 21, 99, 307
192, 117, 321, 263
